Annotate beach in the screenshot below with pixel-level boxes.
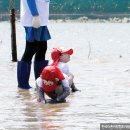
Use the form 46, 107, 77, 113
0, 21, 130, 130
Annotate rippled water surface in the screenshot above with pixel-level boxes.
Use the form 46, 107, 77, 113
0, 21, 130, 130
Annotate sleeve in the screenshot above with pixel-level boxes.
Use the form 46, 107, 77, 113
59, 63, 70, 75
36, 77, 43, 88
64, 64, 70, 75
37, 86, 46, 102
27, 0, 39, 16
36, 77, 45, 102
56, 77, 70, 102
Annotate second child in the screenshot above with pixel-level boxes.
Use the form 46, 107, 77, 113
51, 47, 79, 92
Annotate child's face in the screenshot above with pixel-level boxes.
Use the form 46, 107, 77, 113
60, 53, 70, 63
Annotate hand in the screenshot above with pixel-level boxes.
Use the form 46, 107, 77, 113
41, 100, 46, 104
56, 98, 66, 103
32, 16, 40, 28
46, 99, 57, 104
46, 99, 66, 104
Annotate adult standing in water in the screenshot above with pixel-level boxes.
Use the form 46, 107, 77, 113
17, 0, 51, 89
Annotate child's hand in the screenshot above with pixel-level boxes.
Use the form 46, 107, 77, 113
32, 16, 40, 28
46, 99, 58, 104
45, 99, 66, 104
41, 100, 46, 104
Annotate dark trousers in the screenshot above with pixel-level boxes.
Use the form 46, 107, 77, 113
45, 85, 63, 99
21, 41, 47, 62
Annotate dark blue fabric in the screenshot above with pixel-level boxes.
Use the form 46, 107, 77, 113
17, 61, 32, 89
27, 0, 39, 16
34, 60, 48, 79
21, 41, 47, 62
25, 26, 51, 42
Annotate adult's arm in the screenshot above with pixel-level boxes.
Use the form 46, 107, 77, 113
27, 0, 39, 16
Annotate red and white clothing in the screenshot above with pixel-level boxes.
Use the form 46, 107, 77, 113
36, 65, 70, 103
58, 62, 70, 75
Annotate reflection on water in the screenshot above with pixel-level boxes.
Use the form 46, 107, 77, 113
0, 21, 130, 130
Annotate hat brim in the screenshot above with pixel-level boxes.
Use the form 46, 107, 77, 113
62, 49, 73, 55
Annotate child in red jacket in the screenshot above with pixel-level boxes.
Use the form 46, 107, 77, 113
36, 65, 70, 104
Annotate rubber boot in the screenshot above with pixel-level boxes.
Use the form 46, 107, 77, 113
71, 83, 79, 92
17, 61, 32, 89
34, 60, 48, 79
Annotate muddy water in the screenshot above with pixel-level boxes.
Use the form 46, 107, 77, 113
0, 21, 130, 130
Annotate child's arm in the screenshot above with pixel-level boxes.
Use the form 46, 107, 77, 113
56, 77, 70, 102
36, 77, 46, 103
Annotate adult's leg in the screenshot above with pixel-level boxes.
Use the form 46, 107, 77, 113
34, 41, 48, 79
35, 41, 47, 61
21, 41, 37, 61
17, 41, 36, 89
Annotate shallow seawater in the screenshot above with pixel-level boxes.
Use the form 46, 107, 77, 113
0, 21, 130, 130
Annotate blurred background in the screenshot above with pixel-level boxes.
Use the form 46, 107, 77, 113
0, 0, 130, 20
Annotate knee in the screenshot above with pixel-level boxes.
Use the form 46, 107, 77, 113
35, 41, 47, 61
